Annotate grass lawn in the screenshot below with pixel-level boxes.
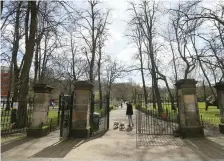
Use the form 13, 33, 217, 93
198, 102, 220, 125
48, 109, 58, 120
48, 109, 59, 129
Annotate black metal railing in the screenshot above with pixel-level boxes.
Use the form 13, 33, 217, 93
92, 95, 109, 135
136, 108, 179, 135
48, 101, 60, 132
1, 99, 33, 138
200, 115, 220, 131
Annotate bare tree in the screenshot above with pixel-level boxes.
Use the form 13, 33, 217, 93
170, 3, 198, 80
126, 20, 148, 108
34, 2, 65, 84
129, 0, 163, 113
104, 57, 125, 101
17, 1, 38, 128
76, 0, 110, 125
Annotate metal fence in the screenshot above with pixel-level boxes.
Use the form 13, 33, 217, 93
136, 107, 179, 135
92, 95, 109, 135
1, 99, 33, 138
201, 115, 221, 132
48, 101, 60, 132
1, 98, 61, 140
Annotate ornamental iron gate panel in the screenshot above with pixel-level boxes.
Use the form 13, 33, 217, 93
136, 95, 179, 136
92, 94, 110, 136
136, 108, 179, 135
59, 94, 73, 138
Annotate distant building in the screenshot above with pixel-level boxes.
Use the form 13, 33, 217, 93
1, 66, 10, 101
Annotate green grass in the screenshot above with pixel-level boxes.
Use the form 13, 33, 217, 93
198, 102, 220, 125
48, 110, 58, 120
48, 110, 59, 129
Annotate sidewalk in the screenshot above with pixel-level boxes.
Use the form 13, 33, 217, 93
2, 108, 224, 161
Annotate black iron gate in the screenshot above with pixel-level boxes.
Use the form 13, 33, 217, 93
92, 94, 110, 135
136, 108, 179, 135
136, 96, 179, 135
59, 94, 73, 138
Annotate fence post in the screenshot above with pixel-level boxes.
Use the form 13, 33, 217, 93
106, 94, 110, 130
58, 94, 61, 126
200, 115, 204, 128
50, 118, 52, 132
214, 82, 224, 134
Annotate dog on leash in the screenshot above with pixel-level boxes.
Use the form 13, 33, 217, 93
113, 121, 119, 129
119, 121, 125, 130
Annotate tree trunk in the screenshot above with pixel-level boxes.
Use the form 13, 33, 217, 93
151, 73, 156, 109
1, 1, 3, 15
40, 33, 48, 82
169, 38, 178, 111
89, 2, 96, 128
203, 80, 208, 111
139, 48, 148, 109
142, 1, 162, 114
198, 57, 217, 101
150, 53, 162, 114
164, 78, 175, 110
71, 36, 77, 81
34, 40, 40, 83
6, 59, 13, 111
98, 44, 103, 109
11, 2, 22, 103
17, 1, 38, 128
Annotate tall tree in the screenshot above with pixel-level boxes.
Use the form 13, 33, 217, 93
76, 0, 110, 126
129, 0, 163, 113
17, 1, 38, 128
126, 22, 148, 108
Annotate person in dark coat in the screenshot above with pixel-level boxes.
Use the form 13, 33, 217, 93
126, 102, 134, 127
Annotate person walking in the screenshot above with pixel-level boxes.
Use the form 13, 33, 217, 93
50, 99, 55, 109
126, 102, 134, 127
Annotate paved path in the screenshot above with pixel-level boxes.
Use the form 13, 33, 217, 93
2, 108, 224, 161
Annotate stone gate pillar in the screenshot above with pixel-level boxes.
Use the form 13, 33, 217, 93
70, 81, 93, 138
175, 79, 204, 138
27, 83, 54, 137
214, 82, 224, 134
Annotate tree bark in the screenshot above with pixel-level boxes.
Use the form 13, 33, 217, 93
89, 1, 96, 128
17, 1, 38, 128
198, 57, 217, 101
203, 80, 208, 111
1, 1, 3, 15
6, 1, 22, 110
34, 39, 40, 83
98, 43, 103, 109
11, 2, 22, 102
138, 47, 148, 109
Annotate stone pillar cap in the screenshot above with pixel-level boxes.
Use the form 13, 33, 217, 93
33, 83, 54, 93
74, 81, 94, 90
214, 81, 224, 90
175, 79, 197, 89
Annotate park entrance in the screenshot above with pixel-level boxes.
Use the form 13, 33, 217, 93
58, 92, 110, 139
